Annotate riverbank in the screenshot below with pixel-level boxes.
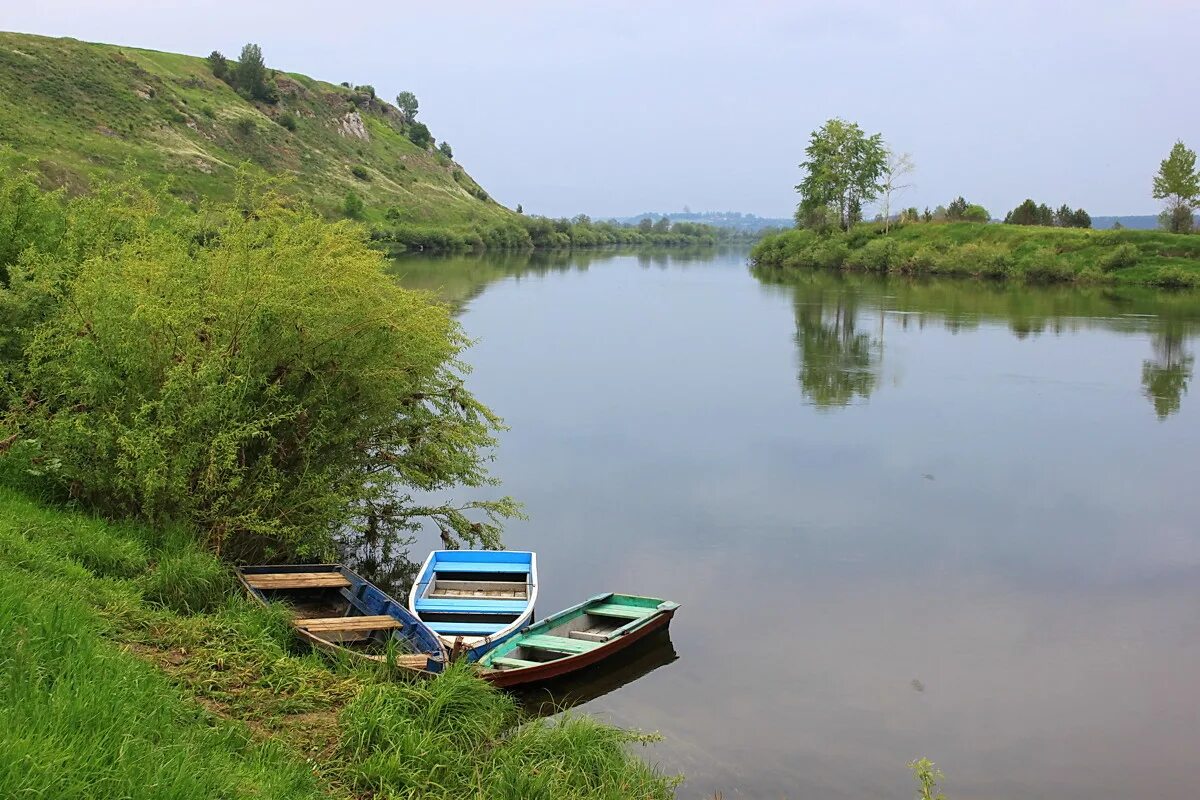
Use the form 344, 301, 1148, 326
0, 485, 676, 799
750, 222, 1200, 286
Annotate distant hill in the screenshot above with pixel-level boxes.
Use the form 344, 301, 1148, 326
0, 31, 514, 227
610, 210, 792, 233
1091, 215, 1198, 231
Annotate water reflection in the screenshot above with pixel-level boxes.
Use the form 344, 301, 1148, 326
1143, 325, 1194, 419
756, 268, 1200, 418
516, 629, 679, 718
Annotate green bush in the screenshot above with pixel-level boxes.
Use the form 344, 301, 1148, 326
350, 164, 370, 181
4, 174, 514, 558
276, 112, 298, 132
1149, 266, 1200, 288
235, 117, 255, 136
1100, 242, 1139, 272
140, 546, 232, 614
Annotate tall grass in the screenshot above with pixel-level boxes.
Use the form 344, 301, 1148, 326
751, 222, 1200, 286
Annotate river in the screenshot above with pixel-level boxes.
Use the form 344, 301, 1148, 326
388, 246, 1200, 799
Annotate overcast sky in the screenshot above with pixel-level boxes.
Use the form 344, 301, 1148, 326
6, 1, 1196, 218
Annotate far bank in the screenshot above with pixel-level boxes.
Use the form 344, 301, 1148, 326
750, 222, 1200, 287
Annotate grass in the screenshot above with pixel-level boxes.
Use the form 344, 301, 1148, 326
0, 485, 677, 799
750, 222, 1200, 287
0, 30, 514, 229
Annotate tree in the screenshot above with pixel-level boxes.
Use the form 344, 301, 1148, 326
516, 204, 523, 214
407, 122, 433, 149
922, 206, 932, 222
946, 196, 969, 220
1036, 203, 1054, 226
1071, 208, 1091, 228
1005, 198, 1041, 225
879, 150, 914, 233
395, 91, 419, 122
1111, 219, 1124, 230
796, 118, 886, 232
206, 51, 229, 81
1153, 140, 1200, 234
233, 43, 274, 102
962, 203, 990, 223
1054, 204, 1074, 227
343, 190, 364, 218
438, 141, 453, 159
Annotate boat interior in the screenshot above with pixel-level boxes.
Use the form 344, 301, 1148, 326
490, 601, 658, 669
414, 563, 533, 639
242, 568, 428, 661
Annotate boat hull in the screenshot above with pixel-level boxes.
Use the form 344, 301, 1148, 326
481, 605, 677, 689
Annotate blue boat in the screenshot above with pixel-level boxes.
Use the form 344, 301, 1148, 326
407, 550, 538, 660
237, 564, 447, 673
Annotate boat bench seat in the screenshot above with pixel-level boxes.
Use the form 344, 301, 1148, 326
521, 634, 601, 655
587, 603, 650, 620
245, 572, 350, 590
568, 630, 611, 642
493, 656, 542, 669
433, 562, 530, 574
415, 598, 528, 614
299, 615, 400, 632
427, 621, 508, 636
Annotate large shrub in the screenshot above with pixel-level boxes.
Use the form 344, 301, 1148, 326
3, 174, 516, 558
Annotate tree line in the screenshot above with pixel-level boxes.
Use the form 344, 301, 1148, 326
793, 117, 1197, 236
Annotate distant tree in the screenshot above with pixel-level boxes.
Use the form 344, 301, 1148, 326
438, 141, 453, 159
1071, 208, 1091, 228
206, 51, 229, 81
637, 217, 653, 233
516, 204, 523, 214
962, 204, 990, 223
653, 216, 671, 233
922, 206, 933, 222
1111, 219, 1124, 230
932, 205, 948, 221
233, 43, 275, 102
1153, 140, 1200, 234
406, 122, 433, 149
1036, 203, 1055, 226
395, 91, 419, 122
1054, 204, 1074, 227
343, 191, 364, 219
946, 196, 969, 220
796, 118, 886, 231
879, 150, 915, 233
1005, 198, 1042, 226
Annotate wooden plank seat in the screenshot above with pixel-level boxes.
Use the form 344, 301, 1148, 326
493, 656, 541, 669
298, 615, 401, 632
427, 621, 509, 636
520, 634, 602, 655
432, 562, 530, 574
414, 598, 529, 614
586, 603, 650, 620
245, 572, 350, 590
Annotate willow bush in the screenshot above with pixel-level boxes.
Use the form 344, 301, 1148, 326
1, 168, 518, 558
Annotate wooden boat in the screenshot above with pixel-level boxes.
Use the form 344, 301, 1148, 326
407, 550, 537, 660
237, 564, 446, 673
476, 593, 679, 689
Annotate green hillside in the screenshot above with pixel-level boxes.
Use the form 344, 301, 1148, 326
0, 31, 514, 228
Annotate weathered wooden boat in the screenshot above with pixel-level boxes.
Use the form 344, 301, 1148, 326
407, 550, 537, 660
237, 564, 447, 673
476, 593, 679, 689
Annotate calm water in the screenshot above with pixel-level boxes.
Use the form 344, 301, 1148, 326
390, 248, 1200, 799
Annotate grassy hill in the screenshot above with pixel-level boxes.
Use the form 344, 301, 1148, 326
0, 31, 515, 229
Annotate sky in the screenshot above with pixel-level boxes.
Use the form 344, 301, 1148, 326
4, 1, 1196, 218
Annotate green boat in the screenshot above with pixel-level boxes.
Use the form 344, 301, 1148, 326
477, 592, 680, 689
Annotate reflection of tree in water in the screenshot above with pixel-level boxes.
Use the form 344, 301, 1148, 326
1142, 324, 1194, 419
792, 285, 881, 407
